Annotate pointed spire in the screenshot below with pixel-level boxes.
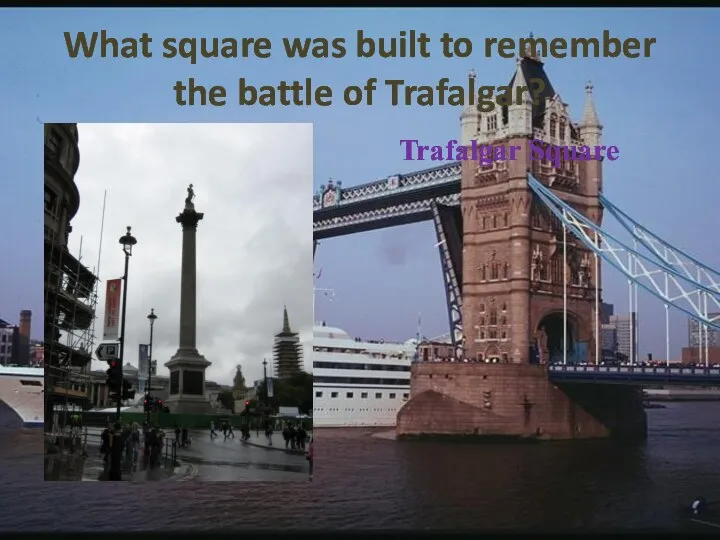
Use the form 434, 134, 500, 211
581, 80, 602, 128
282, 305, 291, 333
461, 69, 478, 117
523, 32, 541, 62
512, 60, 531, 103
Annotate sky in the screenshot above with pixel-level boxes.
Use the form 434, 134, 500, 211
2, 8, 720, 363
60, 123, 312, 385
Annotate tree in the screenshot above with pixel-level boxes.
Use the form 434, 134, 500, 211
257, 371, 312, 415
233, 364, 246, 391
216, 390, 235, 411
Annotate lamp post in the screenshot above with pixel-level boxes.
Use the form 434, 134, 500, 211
117, 226, 137, 421
262, 358, 269, 432
146, 308, 157, 423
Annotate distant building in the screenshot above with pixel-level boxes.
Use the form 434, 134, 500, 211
600, 323, 617, 352
681, 347, 720, 365
272, 306, 303, 378
688, 313, 720, 348
417, 332, 454, 362
609, 313, 636, 361
600, 302, 614, 324
0, 319, 18, 365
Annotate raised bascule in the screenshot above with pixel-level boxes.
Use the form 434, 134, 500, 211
165, 184, 213, 414
313, 48, 720, 440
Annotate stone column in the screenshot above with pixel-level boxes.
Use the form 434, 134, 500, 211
177, 206, 203, 352
165, 185, 212, 414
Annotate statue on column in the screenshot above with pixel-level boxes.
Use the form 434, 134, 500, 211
185, 184, 195, 207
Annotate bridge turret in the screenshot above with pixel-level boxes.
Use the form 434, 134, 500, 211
460, 69, 480, 146
578, 81, 604, 201
507, 58, 533, 138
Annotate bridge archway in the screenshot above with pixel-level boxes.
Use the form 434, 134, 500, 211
535, 311, 581, 365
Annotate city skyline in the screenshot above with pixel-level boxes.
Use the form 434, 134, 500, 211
66, 123, 313, 386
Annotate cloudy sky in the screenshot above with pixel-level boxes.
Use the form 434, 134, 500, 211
69, 123, 313, 387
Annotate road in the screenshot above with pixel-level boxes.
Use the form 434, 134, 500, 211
82, 426, 309, 482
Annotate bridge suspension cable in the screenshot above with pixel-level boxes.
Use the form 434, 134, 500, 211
527, 175, 720, 335
599, 193, 720, 293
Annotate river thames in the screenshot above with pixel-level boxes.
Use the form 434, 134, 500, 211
2, 401, 718, 531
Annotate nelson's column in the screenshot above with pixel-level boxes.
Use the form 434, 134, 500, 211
165, 184, 212, 414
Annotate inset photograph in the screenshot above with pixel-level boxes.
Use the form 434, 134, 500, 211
44, 122, 313, 482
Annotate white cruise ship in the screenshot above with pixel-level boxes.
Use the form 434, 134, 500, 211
312, 323, 417, 428
0, 366, 44, 429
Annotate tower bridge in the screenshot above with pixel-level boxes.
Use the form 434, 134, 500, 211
312, 50, 720, 440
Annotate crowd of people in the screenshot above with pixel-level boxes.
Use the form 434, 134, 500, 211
97, 417, 315, 481
99, 421, 169, 481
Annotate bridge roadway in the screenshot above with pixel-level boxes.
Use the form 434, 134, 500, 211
547, 364, 720, 385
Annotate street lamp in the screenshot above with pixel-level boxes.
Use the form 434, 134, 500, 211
146, 308, 157, 423
116, 226, 137, 421
262, 358, 269, 405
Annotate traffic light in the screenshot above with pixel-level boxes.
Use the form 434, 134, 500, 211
106, 360, 122, 395
155, 399, 163, 412
244, 400, 250, 413
121, 379, 135, 401
143, 397, 150, 413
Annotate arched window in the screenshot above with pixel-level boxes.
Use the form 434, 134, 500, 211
481, 265, 487, 281
491, 263, 498, 280
492, 215, 497, 228
480, 317, 485, 326
480, 330, 485, 339
490, 309, 498, 325
503, 262, 509, 279
550, 113, 557, 138
480, 303, 486, 313
504, 213, 508, 227
559, 118, 566, 141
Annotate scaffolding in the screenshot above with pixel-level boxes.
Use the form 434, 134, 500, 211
44, 225, 99, 438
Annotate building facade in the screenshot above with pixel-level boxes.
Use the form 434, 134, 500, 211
688, 313, 719, 348
44, 123, 99, 430
608, 313, 636, 362
0, 319, 18, 365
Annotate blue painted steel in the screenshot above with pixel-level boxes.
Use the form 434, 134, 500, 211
527, 174, 720, 331
599, 193, 720, 286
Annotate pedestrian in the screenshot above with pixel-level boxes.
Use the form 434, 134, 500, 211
108, 423, 125, 481
100, 425, 111, 465
181, 426, 189, 448
131, 424, 140, 469
282, 424, 290, 449
307, 437, 314, 481
298, 425, 307, 450
227, 423, 234, 438
175, 424, 181, 444
210, 420, 217, 438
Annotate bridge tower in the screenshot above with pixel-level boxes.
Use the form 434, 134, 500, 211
397, 50, 647, 440
461, 50, 603, 366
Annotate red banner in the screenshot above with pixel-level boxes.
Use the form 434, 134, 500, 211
103, 279, 122, 340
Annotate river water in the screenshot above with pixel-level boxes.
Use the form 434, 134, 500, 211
1, 402, 718, 531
